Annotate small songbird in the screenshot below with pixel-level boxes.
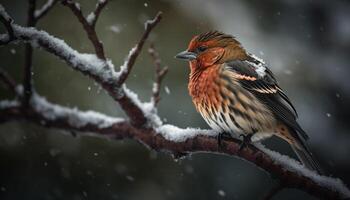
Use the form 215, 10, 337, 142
175, 31, 322, 173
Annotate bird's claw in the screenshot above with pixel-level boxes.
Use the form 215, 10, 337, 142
217, 132, 230, 150
217, 133, 222, 149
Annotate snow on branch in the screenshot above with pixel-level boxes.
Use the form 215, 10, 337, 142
34, 0, 58, 21
0, 93, 124, 132
2, 5, 111, 79
148, 44, 168, 106
156, 127, 349, 199
87, 0, 108, 27
30, 93, 124, 129
0, 92, 348, 199
0, 5, 163, 127
2, 97, 348, 199
257, 144, 350, 198
61, 0, 106, 59
12, 24, 117, 81
156, 124, 217, 142
0, 5, 14, 45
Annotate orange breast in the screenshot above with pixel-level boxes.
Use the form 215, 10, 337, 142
189, 66, 223, 114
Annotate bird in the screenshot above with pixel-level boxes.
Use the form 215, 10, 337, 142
175, 30, 323, 174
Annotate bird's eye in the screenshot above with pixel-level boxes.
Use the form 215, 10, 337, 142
197, 46, 207, 52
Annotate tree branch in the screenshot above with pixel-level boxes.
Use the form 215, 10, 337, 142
0, 97, 348, 200
0, 4, 349, 200
116, 12, 162, 86
61, 0, 106, 60
0, 68, 17, 94
88, 0, 108, 28
22, 0, 36, 108
0, 6, 161, 127
0, 5, 14, 45
148, 44, 168, 105
34, 0, 58, 21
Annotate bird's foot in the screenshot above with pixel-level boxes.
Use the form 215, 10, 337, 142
217, 132, 230, 150
239, 134, 254, 151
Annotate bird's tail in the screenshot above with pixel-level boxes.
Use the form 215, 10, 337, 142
292, 141, 324, 175
276, 124, 324, 174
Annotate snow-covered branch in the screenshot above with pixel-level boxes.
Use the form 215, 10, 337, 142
0, 3, 349, 199
61, 0, 106, 60
0, 4, 159, 127
34, 0, 58, 21
0, 93, 125, 133
148, 44, 168, 105
0, 98, 348, 199
87, 0, 108, 27
0, 5, 14, 45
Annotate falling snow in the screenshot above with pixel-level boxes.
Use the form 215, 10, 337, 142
126, 175, 135, 182
164, 86, 170, 94
284, 69, 293, 75
82, 191, 88, 197
218, 190, 226, 197
109, 25, 121, 33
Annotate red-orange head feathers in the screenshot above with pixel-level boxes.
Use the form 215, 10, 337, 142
175, 31, 248, 69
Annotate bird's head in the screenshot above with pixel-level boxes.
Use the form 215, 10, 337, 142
175, 31, 248, 69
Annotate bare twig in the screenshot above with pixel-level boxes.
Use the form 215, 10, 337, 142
34, 0, 58, 21
26, 0, 36, 27
89, 0, 108, 28
148, 44, 168, 105
22, 0, 36, 108
116, 12, 162, 86
0, 5, 15, 45
0, 68, 16, 94
23, 45, 33, 107
61, 0, 106, 60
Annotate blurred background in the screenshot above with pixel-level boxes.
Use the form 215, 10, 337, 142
0, 0, 350, 199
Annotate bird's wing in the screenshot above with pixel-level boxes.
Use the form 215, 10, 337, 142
224, 56, 309, 140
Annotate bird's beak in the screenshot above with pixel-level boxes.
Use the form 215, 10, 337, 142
175, 51, 197, 61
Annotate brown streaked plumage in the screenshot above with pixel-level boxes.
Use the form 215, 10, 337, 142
175, 31, 323, 174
